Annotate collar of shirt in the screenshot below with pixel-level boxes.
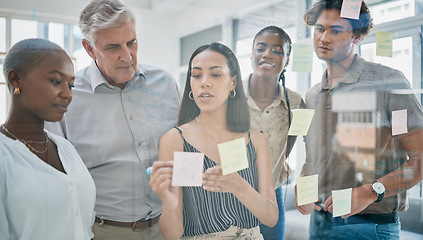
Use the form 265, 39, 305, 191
88, 61, 144, 92
320, 54, 364, 90
243, 73, 289, 110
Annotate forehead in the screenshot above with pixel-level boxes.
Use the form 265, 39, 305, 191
191, 50, 228, 69
27, 50, 73, 74
316, 9, 352, 28
94, 21, 137, 45
255, 31, 285, 47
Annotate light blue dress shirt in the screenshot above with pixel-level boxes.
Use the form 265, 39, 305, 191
46, 61, 181, 222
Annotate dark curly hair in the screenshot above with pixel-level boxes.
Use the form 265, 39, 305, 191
304, 0, 373, 38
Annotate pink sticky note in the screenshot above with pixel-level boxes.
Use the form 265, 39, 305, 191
392, 109, 408, 136
172, 152, 204, 186
340, 0, 363, 20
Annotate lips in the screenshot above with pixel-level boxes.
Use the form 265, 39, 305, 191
258, 60, 275, 70
54, 103, 69, 112
198, 92, 214, 102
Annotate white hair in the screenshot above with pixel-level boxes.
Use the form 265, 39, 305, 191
79, 0, 136, 45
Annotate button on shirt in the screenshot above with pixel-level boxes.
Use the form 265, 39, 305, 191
0, 132, 96, 240
46, 62, 181, 222
244, 76, 303, 189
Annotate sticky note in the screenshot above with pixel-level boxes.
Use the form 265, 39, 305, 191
292, 44, 313, 72
296, 174, 319, 206
288, 109, 315, 136
332, 188, 352, 217
340, 0, 363, 20
376, 31, 393, 57
392, 109, 408, 136
172, 152, 204, 186
218, 138, 249, 175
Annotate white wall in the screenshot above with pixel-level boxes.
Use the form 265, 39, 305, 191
0, 0, 179, 77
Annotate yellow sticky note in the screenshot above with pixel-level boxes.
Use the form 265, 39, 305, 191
292, 44, 313, 72
218, 138, 249, 175
376, 31, 393, 57
296, 174, 318, 206
288, 109, 315, 136
332, 188, 352, 217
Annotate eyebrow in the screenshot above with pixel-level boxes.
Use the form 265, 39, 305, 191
48, 70, 65, 76
191, 66, 224, 70
48, 70, 75, 80
315, 23, 346, 30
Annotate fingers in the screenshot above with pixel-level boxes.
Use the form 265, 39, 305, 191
324, 196, 333, 213
149, 161, 173, 193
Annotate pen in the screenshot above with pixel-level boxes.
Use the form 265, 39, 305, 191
146, 167, 152, 175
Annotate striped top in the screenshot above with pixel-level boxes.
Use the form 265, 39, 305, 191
175, 128, 260, 237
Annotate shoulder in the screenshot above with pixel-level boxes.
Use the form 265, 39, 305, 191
160, 127, 183, 145
285, 87, 304, 107
305, 83, 322, 108
357, 55, 408, 83
139, 64, 177, 83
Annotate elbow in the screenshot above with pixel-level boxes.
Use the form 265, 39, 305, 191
261, 211, 279, 228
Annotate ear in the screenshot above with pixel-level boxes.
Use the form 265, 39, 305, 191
231, 75, 237, 91
284, 57, 290, 68
82, 39, 97, 60
353, 36, 362, 44
7, 69, 21, 88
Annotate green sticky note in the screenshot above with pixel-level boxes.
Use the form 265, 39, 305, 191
376, 31, 393, 57
218, 138, 249, 175
292, 43, 313, 72
332, 188, 352, 217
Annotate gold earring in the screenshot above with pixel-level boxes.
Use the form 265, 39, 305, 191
229, 89, 236, 98
189, 91, 194, 100
14, 88, 21, 95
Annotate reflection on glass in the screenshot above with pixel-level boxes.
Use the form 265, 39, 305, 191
0, 17, 6, 52
72, 25, 91, 72
361, 37, 413, 87
370, 0, 415, 24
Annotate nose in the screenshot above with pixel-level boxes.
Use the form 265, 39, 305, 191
262, 47, 273, 58
59, 83, 72, 100
120, 45, 132, 63
200, 76, 211, 88
320, 30, 330, 43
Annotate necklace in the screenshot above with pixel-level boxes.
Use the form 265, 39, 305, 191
195, 117, 237, 144
1, 125, 49, 154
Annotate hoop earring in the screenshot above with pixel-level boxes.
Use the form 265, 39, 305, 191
14, 88, 21, 95
229, 89, 236, 98
189, 91, 194, 100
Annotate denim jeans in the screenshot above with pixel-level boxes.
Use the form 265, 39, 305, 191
309, 209, 401, 240
260, 186, 285, 240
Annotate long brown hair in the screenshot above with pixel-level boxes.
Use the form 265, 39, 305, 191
178, 42, 250, 132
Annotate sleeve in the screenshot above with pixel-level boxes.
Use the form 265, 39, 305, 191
0, 152, 10, 240
383, 69, 423, 131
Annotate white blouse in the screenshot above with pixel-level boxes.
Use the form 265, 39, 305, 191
0, 131, 96, 240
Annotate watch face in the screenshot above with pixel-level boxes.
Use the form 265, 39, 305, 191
373, 182, 385, 194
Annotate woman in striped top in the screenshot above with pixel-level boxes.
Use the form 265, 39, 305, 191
149, 42, 278, 239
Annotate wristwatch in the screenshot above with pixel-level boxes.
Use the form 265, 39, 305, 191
371, 181, 385, 202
